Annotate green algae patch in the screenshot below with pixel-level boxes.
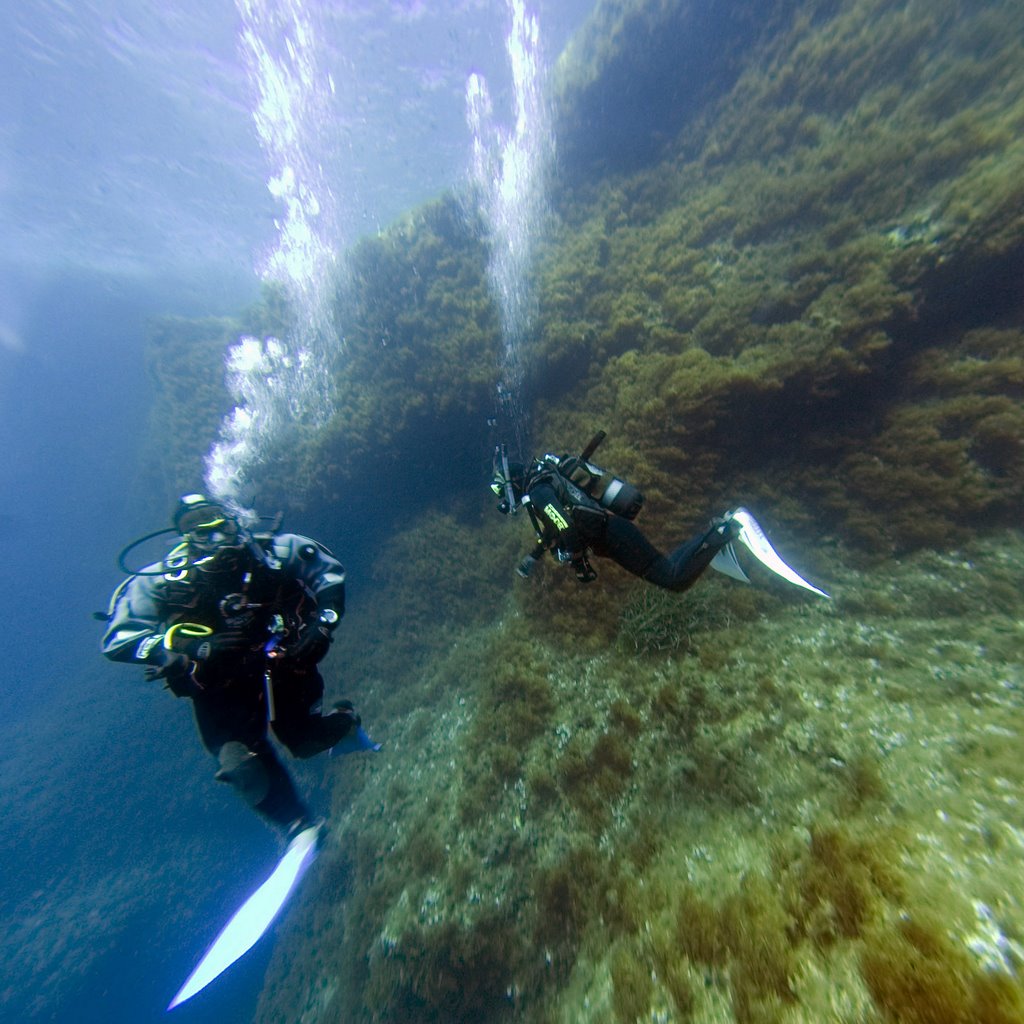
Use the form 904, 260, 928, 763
826, 327, 1024, 552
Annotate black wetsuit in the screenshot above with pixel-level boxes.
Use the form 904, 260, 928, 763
522, 465, 732, 591
103, 532, 353, 832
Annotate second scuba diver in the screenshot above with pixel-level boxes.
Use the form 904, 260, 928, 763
491, 432, 828, 599
101, 494, 378, 843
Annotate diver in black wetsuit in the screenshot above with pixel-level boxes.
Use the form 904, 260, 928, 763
101, 493, 370, 840
490, 433, 829, 598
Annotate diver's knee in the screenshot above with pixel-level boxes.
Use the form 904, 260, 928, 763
214, 741, 270, 807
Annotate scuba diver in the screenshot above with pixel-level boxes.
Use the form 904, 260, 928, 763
101, 493, 376, 841
491, 432, 829, 598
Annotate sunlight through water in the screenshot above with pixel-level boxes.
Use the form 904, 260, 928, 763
206, 0, 340, 505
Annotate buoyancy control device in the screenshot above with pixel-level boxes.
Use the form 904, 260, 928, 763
548, 430, 645, 520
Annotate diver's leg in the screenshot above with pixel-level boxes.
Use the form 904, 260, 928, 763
269, 665, 356, 759
191, 680, 310, 833
247, 742, 311, 830
642, 518, 739, 592
591, 514, 668, 579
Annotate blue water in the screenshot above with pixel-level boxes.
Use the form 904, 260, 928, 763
0, 2, 594, 1020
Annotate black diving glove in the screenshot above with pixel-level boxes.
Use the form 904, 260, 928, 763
284, 615, 335, 664
572, 554, 598, 584
517, 554, 537, 578
144, 651, 195, 696
144, 650, 191, 681
178, 631, 250, 662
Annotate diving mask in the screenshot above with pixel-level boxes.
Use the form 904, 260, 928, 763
174, 495, 243, 553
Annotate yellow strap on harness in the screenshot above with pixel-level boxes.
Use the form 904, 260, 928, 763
163, 622, 213, 651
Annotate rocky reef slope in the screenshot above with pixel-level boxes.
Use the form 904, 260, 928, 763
143, 0, 1024, 1020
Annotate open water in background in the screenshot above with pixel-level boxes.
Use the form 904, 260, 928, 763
0, 1, 593, 1020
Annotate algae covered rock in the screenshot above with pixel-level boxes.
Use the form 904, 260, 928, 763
552, 0, 815, 182
273, 195, 502, 520
250, 2, 1024, 1022
527, 0, 1024, 555
139, 6, 1024, 1019
141, 314, 240, 501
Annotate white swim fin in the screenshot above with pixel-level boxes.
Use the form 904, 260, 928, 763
726, 507, 830, 598
710, 542, 750, 584
168, 823, 322, 1009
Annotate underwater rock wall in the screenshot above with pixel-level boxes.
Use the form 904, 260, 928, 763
304, 197, 502, 519
529, 0, 1024, 558
144, 0, 1023, 556
252, 1, 1024, 1022
551, 0, 831, 182
140, 197, 502, 542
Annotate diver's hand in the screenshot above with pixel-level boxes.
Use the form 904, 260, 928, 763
181, 631, 250, 661
572, 554, 597, 584
283, 621, 333, 664
516, 555, 536, 578
144, 651, 196, 696
144, 650, 191, 681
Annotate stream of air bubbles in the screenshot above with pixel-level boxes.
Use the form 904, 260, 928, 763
205, 0, 339, 507
205, 0, 553, 503
466, 0, 554, 454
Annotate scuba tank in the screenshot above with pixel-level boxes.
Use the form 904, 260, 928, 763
552, 430, 645, 520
